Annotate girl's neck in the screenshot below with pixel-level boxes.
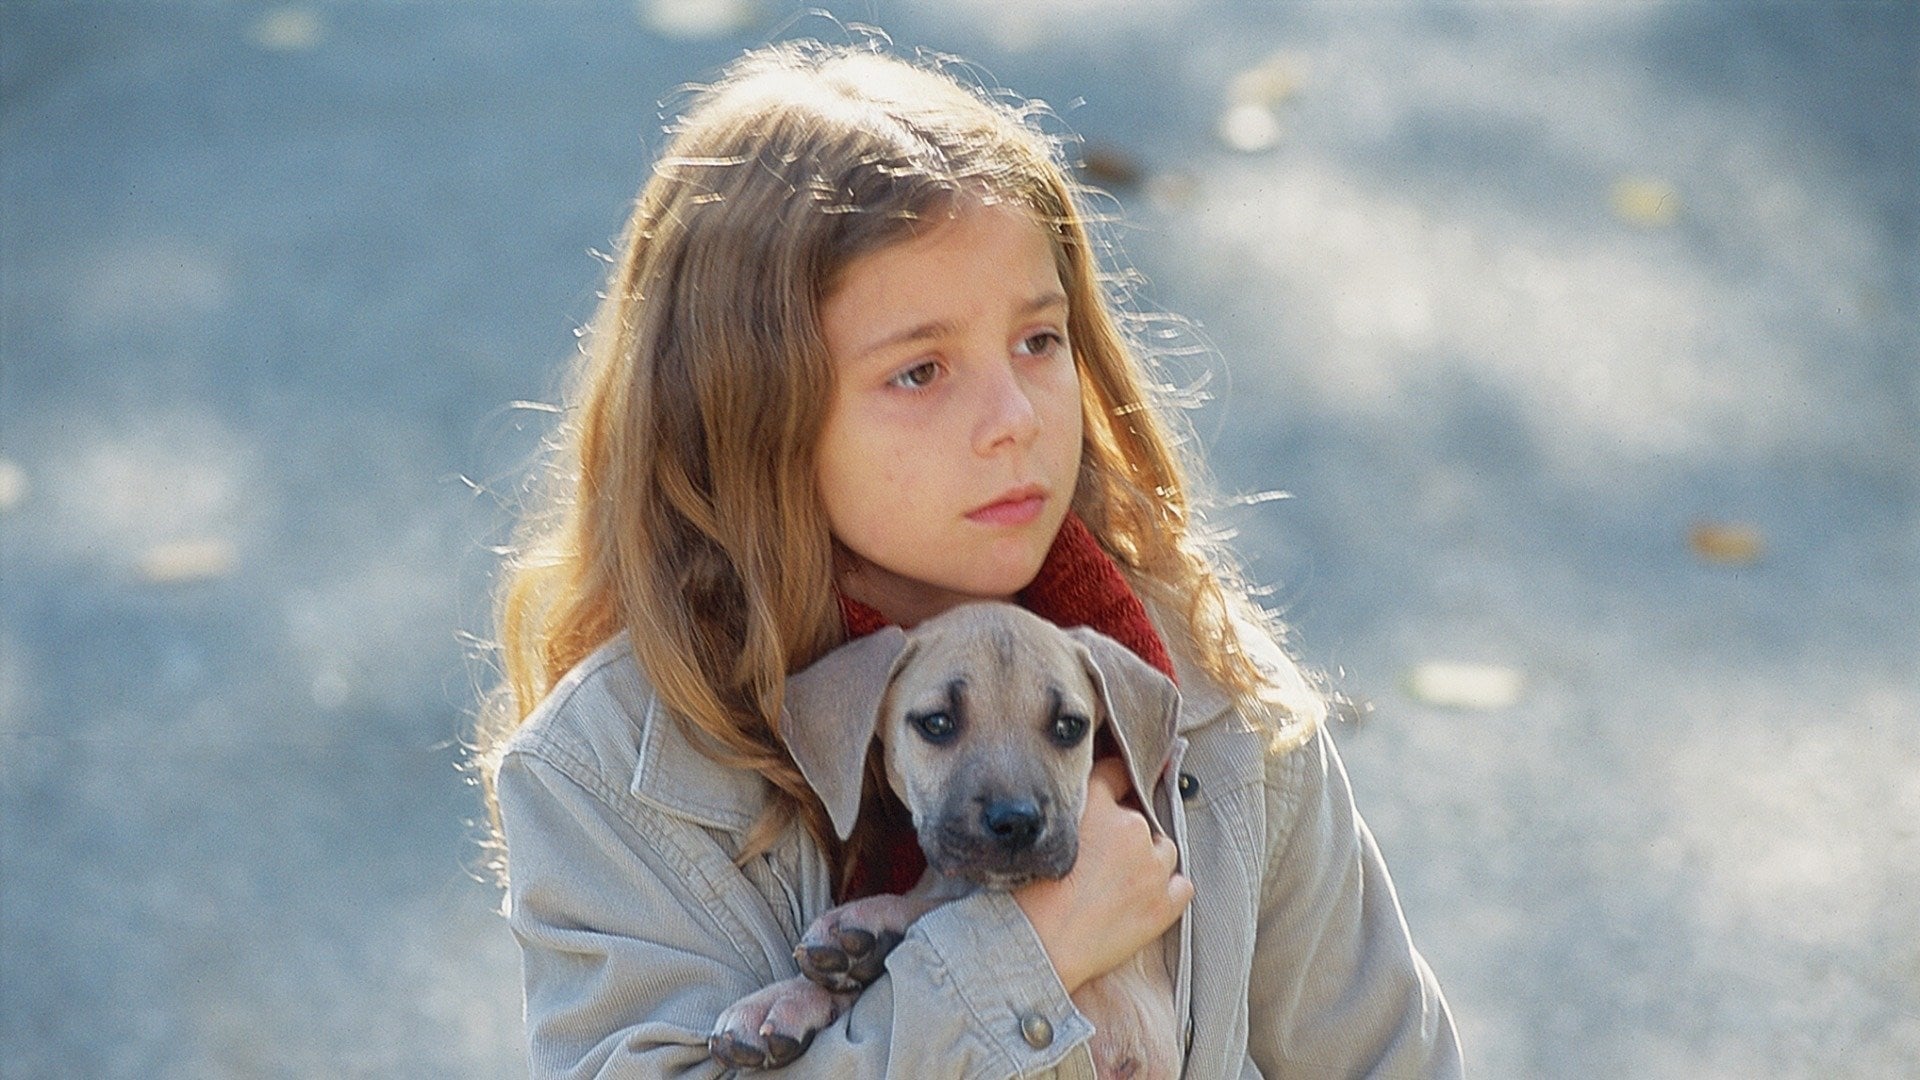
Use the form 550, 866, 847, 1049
836, 515, 1178, 685
832, 545, 1004, 628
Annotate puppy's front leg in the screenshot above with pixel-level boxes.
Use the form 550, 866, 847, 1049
795, 871, 970, 992
710, 975, 858, 1069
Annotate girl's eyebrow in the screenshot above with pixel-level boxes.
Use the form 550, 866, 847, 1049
853, 291, 1068, 363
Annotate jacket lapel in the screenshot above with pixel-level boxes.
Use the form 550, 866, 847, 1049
628, 688, 772, 834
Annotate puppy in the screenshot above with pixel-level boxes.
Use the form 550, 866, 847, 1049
710, 602, 1183, 1078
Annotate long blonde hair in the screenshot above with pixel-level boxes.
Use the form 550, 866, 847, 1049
473, 41, 1321, 880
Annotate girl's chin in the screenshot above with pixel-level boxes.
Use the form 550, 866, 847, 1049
840, 544, 1053, 620
954, 548, 1053, 595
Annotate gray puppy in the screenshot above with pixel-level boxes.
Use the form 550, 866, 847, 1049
711, 602, 1183, 1078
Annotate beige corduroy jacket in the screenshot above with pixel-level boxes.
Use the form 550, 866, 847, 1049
496, 623, 1463, 1078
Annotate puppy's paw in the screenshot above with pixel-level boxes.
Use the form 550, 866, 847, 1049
794, 894, 921, 992
709, 975, 852, 1070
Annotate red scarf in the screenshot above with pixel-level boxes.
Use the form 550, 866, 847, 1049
836, 514, 1176, 899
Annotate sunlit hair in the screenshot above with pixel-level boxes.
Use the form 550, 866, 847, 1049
473, 41, 1323, 883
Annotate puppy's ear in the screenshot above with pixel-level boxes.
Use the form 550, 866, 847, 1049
1066, 627, 1180, 821
780, 627, 913, 842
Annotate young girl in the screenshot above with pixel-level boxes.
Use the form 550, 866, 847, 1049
476, 42, 1462, 1078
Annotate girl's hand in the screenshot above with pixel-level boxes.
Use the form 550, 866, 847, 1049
1013, 757, 1192, 993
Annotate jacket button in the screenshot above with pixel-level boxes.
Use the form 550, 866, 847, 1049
1020, 1014, 1054, 1049
1178, 772, 1199, 800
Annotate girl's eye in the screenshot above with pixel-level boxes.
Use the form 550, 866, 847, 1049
910, 711, 959, 744
1017, 330, 1066, 357
889, 361, 940, 390
1049, 713, 1089, 748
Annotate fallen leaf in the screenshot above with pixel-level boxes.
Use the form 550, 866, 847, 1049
1214, 52, 1306, 154
1078, 145, 1144, 190
0, 458, 25, 511
1406, 661, 1524, 711
250, 8, 325, 51
1144, 170, 1198, 210
138, 538, 236, 584
1689, 521, 1765, 565
1610, 176, 1680, 226
640, 0, 758, 40
1219, 102, 1283, 153
1228, 52, 1304, 109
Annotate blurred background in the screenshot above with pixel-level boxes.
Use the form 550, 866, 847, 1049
1, 1, 1914, 1076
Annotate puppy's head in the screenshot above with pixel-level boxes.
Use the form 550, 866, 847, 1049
879, 604, 1100, 888
780, 602, 1180, 887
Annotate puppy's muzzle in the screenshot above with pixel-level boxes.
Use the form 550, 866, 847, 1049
926, 793, 1074, 887
981, 796, 1043, 852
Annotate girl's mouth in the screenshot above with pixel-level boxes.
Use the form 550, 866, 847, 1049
966, 486, 1046, 526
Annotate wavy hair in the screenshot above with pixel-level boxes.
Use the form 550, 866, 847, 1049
473, 42, 1322, 883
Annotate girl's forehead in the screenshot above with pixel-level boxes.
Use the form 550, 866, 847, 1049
837, 201, 1055, 284
823, 204, 1062, 334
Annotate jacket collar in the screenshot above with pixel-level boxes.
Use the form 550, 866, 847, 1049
619, 652, 771, 833
1168, 645, 1232, 734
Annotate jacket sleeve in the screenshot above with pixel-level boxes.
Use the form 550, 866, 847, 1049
497, 745, 1099, 1080
1246, 725, 1464, 1078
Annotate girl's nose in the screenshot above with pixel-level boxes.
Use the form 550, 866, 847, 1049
974, 359, 1042, 454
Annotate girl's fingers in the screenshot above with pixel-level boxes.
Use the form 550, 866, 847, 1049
1014, 758, 1194, 990
1151, 832, 1180, 872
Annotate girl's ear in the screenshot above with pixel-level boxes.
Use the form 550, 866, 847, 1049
1066, 627, 1179, 834
781, 628, 915, 841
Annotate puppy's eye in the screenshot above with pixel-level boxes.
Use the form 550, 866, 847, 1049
910, 711, 958, 744
1049, 713, 1089, 747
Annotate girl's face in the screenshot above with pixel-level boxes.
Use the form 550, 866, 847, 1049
817, 201, 1084, 627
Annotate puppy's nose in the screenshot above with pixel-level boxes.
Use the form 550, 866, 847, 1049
981, 798, 1042, 852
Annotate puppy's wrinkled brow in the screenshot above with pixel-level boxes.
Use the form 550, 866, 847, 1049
987, 626, 1017, 670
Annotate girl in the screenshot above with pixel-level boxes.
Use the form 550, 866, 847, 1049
476, 41, 1462, 1079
